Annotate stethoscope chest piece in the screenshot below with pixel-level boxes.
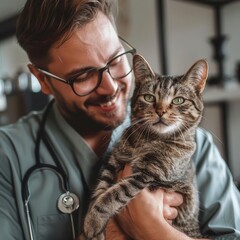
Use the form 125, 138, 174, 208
58, 191, 79, 214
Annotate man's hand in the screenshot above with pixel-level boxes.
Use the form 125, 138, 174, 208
105, 165, 210, 240
118, 164, 183, 220
105, 218, 128, 240
105, 165, 183, 240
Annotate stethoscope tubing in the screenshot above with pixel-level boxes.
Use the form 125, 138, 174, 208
21, 99, 79, 240
21, 100, 69, 201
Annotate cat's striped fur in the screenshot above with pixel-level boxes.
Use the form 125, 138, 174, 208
83, 54, 208, 240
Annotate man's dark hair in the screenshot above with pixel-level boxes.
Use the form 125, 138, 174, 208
16, 0, 116, 66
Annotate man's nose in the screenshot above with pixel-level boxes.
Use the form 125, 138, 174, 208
95, 71, 118, 96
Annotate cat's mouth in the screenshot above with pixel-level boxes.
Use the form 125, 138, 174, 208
153, 119, 168, 126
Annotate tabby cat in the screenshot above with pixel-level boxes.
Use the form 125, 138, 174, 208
83, 54, 208, 240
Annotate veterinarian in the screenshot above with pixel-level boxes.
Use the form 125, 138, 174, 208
0, 0, 239, 239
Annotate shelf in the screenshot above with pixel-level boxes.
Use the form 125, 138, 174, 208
203, 82, 240, 103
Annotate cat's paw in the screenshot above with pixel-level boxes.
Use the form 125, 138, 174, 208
84, 209, 107, 239
82, 234, 105, 240
96, 233, 105, 240
83, 233, 105, 240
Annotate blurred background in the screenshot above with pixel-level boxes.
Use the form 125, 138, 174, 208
0, 0, 240, 187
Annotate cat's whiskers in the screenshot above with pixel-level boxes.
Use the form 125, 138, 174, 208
200, 115, 223, 145
134, 118, 153, 144
134, 121, 154, 156
132, 118, 152, 141
178, 126, 187, 143
146, 121, 151, 142
120, 118, 149, 148
139, 120, 152, 143
172, 122, 189, 144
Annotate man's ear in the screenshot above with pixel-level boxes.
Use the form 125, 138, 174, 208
28, 64, 52, 95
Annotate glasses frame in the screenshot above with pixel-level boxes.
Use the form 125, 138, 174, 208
35, 37, 136, 96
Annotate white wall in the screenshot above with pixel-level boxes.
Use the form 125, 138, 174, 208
166, 0, 216, 75
0, 37, 29, 78
117, 0, 160, 72
223, 1, 240, 77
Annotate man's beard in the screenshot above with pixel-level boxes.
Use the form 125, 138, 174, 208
62, 100, 128, 133
58, 82, 132, 133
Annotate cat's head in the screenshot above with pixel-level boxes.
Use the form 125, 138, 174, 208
131, 54, 208, 138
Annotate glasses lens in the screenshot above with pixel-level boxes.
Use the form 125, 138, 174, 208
72, 51, 134, 96
72, 69, 99, 96
108, 52, 134, 79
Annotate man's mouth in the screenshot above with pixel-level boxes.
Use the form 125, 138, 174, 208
98, 86, 122, 109
87, 84, 126, 111
100, 98, 117, 108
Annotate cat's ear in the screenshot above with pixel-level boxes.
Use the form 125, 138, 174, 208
133, 54, 155, 83
182, 59, 208, 94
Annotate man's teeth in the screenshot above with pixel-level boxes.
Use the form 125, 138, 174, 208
100, 98, 116, 107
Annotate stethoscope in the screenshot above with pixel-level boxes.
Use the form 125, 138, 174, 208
21, 99, 88, 240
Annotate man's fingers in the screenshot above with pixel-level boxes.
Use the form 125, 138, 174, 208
163, 206, 178, 221
162, 191, 183, 223
117, 164, 132, 181
122, 164, 132, 176
163, 191, 183, 207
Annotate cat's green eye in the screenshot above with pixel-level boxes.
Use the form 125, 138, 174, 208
144, 94, 155, 103
172, 97, 185, 105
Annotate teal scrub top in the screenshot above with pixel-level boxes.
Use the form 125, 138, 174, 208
0, 101, 239, 240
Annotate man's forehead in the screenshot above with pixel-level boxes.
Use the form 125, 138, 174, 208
47, 13, 119, 71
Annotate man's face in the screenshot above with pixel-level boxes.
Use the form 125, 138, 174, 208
40, 12, 133, 131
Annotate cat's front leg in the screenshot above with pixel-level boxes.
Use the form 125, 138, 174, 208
84, 173, 148, 239
90, 158, 122, 204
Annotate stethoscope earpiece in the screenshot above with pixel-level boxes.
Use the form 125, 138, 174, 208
58, 191, 79, 214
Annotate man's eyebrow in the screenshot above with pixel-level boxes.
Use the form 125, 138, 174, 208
107, 45, 123, 61
64, 45, 124, 79
65, 66, 95, 79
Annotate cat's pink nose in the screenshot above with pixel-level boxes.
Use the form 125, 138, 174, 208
157, 109, 167, 117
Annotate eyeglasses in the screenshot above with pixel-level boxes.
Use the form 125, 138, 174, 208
35, 37, 136, 96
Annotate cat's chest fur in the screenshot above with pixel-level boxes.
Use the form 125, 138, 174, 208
112, 127, 196, 183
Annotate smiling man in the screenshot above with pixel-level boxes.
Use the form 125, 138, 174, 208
28, 12, 134, 156
0, 1, 239, 240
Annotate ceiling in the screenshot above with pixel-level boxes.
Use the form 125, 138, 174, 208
0, 0, 26, 22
